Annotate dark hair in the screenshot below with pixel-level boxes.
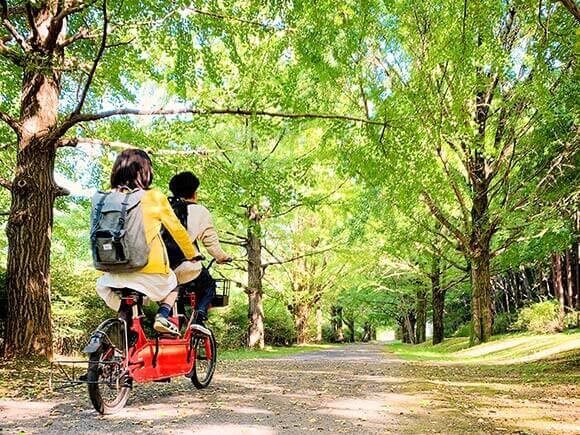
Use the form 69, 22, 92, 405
169, 171, 200, 199
110, 149, 153, 190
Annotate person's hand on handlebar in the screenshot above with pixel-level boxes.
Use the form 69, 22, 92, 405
216, 255, 233, 264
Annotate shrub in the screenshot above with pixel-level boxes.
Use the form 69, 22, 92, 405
493, 312, 515, 335
453, 322, 471, 337
512, 301, 563, 334
209, 293, 248, 350
263, 298, 296, 346
563, 311, 579, 329
51, 266, 111, 355
209, 294, 297, 348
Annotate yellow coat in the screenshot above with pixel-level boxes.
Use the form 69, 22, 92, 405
138, 189, 196, 274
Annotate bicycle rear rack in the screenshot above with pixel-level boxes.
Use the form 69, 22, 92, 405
50, 359, 125, 390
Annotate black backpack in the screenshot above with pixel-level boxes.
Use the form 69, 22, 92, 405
161, 197, 196, 269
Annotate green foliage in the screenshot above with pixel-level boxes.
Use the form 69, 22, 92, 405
563, 312, 580, 330
493, 313, 515, 335
209, 293, 249, 350
51, 264, 109, 355
512, 301, 563, 334
453, 323, 472, 338
264, 298, 296, 346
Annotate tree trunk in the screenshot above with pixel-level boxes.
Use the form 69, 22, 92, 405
431, 256, 445, 345
402, 312, 416, 344
2, 16, 65, 357
293, 302, 310, 345
331, 306, 344, 342
552, 253, 565, 324
345, 315, 355, 342
315, 304, 323, 343
471, 252, 493, 344
246, 224, 264, 349
415, 287, 427, 344
565, 250, 573, 312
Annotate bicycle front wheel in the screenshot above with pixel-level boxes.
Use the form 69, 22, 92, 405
191, 331, 217, 389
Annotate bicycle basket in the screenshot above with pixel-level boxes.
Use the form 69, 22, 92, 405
211, 279, 230, 307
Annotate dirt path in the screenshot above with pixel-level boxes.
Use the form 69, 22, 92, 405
1, 343, 578, 434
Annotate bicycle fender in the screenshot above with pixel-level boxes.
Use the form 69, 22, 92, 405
83, 331, 107, 353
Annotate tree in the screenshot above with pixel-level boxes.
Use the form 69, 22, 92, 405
0, 0, 377, 357
334, 0, 577, 344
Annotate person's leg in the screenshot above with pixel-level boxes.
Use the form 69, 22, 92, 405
154, 289, 180, 335
193, 268, 216, 324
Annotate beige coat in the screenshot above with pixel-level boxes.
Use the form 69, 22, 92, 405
174, 203, 228, 284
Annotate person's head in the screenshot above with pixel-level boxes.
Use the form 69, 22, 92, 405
169, 171, 200, 200
110, 149, 153, 190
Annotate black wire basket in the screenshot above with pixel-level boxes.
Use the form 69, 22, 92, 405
211, 279, 230, 307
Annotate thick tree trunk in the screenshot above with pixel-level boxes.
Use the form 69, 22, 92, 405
315, 305, 323, 343
2, 23, 64, 357
3, 146, 58, 358
431, 256, 445, 345
246, 224, 264, 349
415, 287, 427, 344
293, 302, 310, 345
471, 252, 493, 344
469, 145, 494, 344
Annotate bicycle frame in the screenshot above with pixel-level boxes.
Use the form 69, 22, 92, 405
123, 290, 211, 383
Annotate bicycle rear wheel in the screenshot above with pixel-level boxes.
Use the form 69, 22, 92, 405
191, 331, 217, 389
87, 319, 131, 414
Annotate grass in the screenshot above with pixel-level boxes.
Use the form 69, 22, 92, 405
219, 343, 339, 361
385, 330, 580, 384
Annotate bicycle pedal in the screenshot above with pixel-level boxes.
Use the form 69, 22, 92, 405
190, 324, 211, 336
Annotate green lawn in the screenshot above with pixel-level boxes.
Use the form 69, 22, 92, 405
385, 330, 580, 384
219, 343, 339, 361
386, 329, 580, 363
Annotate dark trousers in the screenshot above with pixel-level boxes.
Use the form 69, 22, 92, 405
182, 267, 216, 318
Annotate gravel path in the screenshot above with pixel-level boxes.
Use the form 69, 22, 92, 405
1, 343, 578, 434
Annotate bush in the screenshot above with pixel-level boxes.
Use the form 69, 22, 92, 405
453, 322, 471, 337
512, 301, 563, 334
263, 298, 296, 346
563, 311, 579, 329
209, 293, 248, 350
493, 312, 515, 335
209, 294, 297, 348
51, 266, 111, 355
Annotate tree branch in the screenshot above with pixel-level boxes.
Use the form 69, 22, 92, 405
0, 175, 12, 190
559, 0, 580, 21
1, 0, 29, 51
55, 107, 385, 138
0, 110, 19, 134
72, 0, 108, 116
185, 7, 294, 32
58, 136, 213, 156
436, 145, 470, 231
0, 38, 24, 65
259, 129, 285, 165
262, 246, 334, 269
269, 179, 348, 219
421, 191, 470, 252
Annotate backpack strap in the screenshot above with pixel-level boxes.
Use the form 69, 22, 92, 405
113, 192, 132, 241
90, 192, 110, 240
